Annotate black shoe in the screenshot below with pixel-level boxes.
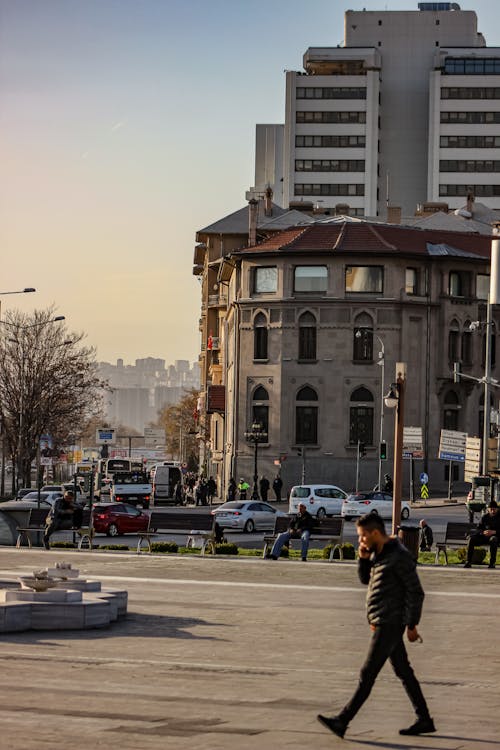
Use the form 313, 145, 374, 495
399, 717, 436, 736
317, 714, 346, 739
488, 563, 496, 569
270, 555, 278, 560
463, 562, 472, 568
302, 557, 307, 562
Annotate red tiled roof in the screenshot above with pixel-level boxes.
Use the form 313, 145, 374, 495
234, 221, 492, 259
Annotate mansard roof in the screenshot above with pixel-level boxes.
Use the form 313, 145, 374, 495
234, 221, 492, 260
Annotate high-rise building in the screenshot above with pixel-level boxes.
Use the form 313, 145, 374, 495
263, 4, 500, 218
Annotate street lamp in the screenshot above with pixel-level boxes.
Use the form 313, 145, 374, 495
244, 421, 268, 500
384, 363, 406, 535
356, 329, 385, 489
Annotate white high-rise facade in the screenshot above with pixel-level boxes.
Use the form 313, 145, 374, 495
269, 4, 500, 217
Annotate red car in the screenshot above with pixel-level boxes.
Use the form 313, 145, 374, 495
92, 503, 150, 537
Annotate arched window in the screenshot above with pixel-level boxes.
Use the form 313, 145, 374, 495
462, 321, 472, 365
252, 386, 269, 437
298, 311, 317, 361
349, 387, 374, 445
253, 312, 268, 360
353, 314, 374, 361
295, 386, 318, 444
448, 319, 460, 363
443, 390, 460, 431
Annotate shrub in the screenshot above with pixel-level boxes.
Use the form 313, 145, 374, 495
150, 541, 179, 554
214, 542, 238, 555
456, 546, 487, 565
50, 542, 76, 548
99, 544, 131, 551
322, 542, 356, 560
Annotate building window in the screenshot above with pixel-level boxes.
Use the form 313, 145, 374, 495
349, 387, 374, 446
449, 271, 471, 297
462, 326, 473, 365
482, 326, 497, 368
440, 160, 500, 172
353, 327, 373, 362
448, 321, 460, 363
295, 159, 365, 172
296, 86, 366, 99
296, 134, 366, 148
298, 312, 317, 361
440, 184, 500, 197
440, 135, 500, 148
254, 266, 277, 294
477, 274, 489, 299
295, 183, 365, 197
252, 385, 269, 437
296, 110, 366, 124
295, 386, 318, 445
253, 313, 268, 360
443, 390, 460, 431
441, 111, 500, 124
444, 57, 500, 75
294, 266, 327, 293
405, 268, 418, 295
345, 266, 383, 293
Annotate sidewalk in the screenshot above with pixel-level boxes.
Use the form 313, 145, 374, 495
0, 547, 497, 749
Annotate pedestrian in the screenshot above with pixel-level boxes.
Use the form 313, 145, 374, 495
237, 478, 249, 501
43, 490, 76, 550
419, 519, 434, 551
174, 481, 184, 506
317, 512, 435, 739
227, 477, 237, 502
259, 475, 270, 502
206, 476, 217, 505
383, 474, 393, 493
269, 502, 314, 561
195, 478, 208, 506
464, 498, 500, 568
272, 474, 283, 502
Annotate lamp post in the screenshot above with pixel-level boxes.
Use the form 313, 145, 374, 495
384, 363, 406, 535
244, 421, 267, 500
355, 329, 385, 489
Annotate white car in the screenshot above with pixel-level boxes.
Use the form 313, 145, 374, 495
288, 485, 347, 519
211, 501, 287, 533
15, 491, 63, 507
341, 491, 410, 521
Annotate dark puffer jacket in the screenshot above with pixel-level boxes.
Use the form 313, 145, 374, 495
358, 538, 424, 629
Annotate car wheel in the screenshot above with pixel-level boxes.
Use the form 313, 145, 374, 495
107, 523, 119, 537
244, 519, 255, 533
401, 507, 410, 520
317, 507, 326, 520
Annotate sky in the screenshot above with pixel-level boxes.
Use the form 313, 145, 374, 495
1, 0, 500, 366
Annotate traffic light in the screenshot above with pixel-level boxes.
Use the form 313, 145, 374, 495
380, 441, 387, 460
358, 442, 366, 458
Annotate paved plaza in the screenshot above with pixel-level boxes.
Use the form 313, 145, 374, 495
0, 547, 497, 749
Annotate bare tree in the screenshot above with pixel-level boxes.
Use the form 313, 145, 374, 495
0, 307, 104, 489
156, 389, 199, 471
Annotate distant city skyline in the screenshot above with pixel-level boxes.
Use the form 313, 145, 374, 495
2, 1, 500, 363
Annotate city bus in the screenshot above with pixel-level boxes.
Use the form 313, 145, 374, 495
94, 457, 144, 499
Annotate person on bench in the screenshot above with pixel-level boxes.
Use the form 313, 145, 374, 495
464, 499, 500, 569
269, 503, 314, 562
43, 490, 76, 550
419, 519, 433, 552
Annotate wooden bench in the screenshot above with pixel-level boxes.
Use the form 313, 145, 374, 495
136, 511, 219, 554
262, 515, 345, 561
16, 508, 94, 550
435, 521, 477, 565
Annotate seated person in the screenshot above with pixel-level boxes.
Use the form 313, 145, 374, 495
43, 490, 76, 550
464, 499, 500, 569
269, 503, 314, 562
419, 519, 433, 551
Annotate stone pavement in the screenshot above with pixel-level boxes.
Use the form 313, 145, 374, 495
0, 547, 497, 750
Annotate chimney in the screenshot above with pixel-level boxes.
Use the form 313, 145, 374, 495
466, 190, 475, 216
386, 205, 402, 224
248, 198, 258, 247
264, 186, 273, 217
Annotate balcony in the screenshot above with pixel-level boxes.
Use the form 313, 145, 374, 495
208, 293, 228, 308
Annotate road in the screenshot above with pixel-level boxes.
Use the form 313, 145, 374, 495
87, 501, 470, 550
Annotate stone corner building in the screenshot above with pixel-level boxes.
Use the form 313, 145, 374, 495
195, 213, 495, 498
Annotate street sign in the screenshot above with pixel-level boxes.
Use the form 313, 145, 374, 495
439, 429, 467, 462
144, 427, 165, 446
420, 484, 429, 499
96, 428, 115, 445
402, 426, 424, 459
420, 472, 428, 484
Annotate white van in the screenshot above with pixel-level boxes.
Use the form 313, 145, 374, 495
289, 485, 347, 519
151, 463, 182, 505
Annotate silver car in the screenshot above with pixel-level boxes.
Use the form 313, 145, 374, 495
211, 501, 287, 533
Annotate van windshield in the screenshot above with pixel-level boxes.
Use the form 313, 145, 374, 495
292, 487, 310, 498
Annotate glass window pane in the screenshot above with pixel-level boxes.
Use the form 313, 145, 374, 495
255, 267, 277, 293
294, 266, 327, 292
345, 266, 383, 293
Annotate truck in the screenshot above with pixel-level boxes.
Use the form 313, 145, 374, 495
149, 462, 182, 506
109, 471, 152, 509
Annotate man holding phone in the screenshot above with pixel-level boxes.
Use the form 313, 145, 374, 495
317, 512, 435, 739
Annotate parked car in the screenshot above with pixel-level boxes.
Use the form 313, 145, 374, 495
341, 491, 410, 521
15, 487, 34, 500
16, 491, 63, 507
41, 484, 65, 494
288, 484, 348, 519
211, 501, 287, 533
92, 503, 150, 537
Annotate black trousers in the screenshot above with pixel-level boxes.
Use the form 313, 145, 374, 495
467, 533, 497, 564
339, 624, 430, 724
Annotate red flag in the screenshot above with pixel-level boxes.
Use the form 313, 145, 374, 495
207, 331, 213, 350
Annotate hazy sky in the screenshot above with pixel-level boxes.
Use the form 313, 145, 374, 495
1, 0, 499, 365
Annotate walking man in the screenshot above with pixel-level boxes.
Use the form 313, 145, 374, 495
317, 512, 435, 739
